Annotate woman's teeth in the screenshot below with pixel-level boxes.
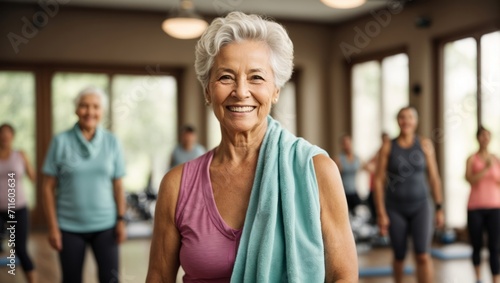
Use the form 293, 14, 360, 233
227, 106, 255, 113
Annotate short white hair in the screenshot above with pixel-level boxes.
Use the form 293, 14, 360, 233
74, 86, 108, 111
195, 11, 294, 90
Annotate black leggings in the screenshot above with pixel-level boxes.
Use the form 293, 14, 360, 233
467, 209, 500, 275
0, 207, 35, 272
346, 193, 361, 215
60, 228, 119, 283
386, 199, 433, 260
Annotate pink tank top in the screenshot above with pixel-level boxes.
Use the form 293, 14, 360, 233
176, 150, 242, 282
0, 151, 28, 211
468, 154, 500, 210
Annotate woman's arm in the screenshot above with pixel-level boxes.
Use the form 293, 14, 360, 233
314, 155, 358, 283
421, 138, 444, 228
146, 166, 183, 283
362, 154, 377, 174
20, 151, 36, 182
42, 175, 61, 251
465, 155, 491, 185
113, 178, 127, 244
373, 139, 391, 235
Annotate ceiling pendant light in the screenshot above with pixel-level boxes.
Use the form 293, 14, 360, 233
162, 0, 208, 39
320, 0, 366, 9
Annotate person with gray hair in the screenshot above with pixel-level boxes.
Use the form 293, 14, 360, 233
42, 86, 126, 283
147, 11, 357, 282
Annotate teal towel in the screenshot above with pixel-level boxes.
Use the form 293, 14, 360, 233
231, 116, 327, 282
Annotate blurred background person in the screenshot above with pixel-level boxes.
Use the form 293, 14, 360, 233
374, 106, 444, 283
169, 125, 206, 169
0, 123, 37, 283
335, 134, 362, 216
364, 132, 390, 225
465, 126, 500, 283
42, 86, 126, 283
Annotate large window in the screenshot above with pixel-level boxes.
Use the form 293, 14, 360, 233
51, 71, 178, 192
112, 75, 177, 193
442, 31, 500, 228
351, 53, 409, 196
0, 71, 36, 207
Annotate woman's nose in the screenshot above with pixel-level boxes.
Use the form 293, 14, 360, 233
232, 79, 250, 100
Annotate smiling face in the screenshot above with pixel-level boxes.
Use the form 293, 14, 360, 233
0, 126, 14, 149
341, 136, 352, 153
397, 108, 418, 136
76, 94, 103, 131
206, 40, 279, 135
477, 129, 491, 149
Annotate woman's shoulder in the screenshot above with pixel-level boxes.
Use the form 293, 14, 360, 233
158, 164, 184, 210
99, 128, 122, 147
417, 136, 436, 155
313, 155, 339, 178
48, 128, 74, 147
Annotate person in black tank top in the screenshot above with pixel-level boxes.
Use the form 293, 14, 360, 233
373, 106, 444, 283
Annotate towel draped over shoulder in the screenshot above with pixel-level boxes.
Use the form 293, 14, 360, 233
231, 116, 327, 282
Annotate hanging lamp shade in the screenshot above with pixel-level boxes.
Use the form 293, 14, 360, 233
162, 0, 208, 39
320, 0, 366, 9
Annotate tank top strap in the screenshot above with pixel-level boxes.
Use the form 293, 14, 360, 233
176, 150, 214, 225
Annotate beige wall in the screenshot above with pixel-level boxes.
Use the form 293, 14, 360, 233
1, 1, 499, 155
0, 4, 331, 149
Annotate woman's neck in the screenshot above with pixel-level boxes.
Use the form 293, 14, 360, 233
79, 124, 96, 141
398, 133, 415, 146
343, 151, 354, 159
478, 147, 489, 157
0, 146, 12, 158
215, 125, 267, 165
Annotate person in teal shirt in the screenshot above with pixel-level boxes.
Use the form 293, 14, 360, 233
42, 86, 126, 283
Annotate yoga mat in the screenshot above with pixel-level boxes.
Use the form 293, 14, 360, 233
359, 265, 414, 277
431, 243, 472, 260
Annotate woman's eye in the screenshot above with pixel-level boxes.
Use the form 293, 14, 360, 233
251, 75, 264, 81
218, 75, 233, 83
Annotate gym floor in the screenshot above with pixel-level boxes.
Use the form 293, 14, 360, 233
0, 231, 493, 283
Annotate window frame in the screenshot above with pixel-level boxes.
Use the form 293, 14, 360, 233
0, 62, 183, 227
345, 45, 409, 134
433, 23, 499, 227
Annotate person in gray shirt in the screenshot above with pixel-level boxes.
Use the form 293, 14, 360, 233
169, 125, 206, 169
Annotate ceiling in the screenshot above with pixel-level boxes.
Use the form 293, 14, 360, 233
8, 0, 394, 24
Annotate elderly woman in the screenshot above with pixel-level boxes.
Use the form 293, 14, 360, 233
374, 106, 444, 283
0, 123, 37, 283
146, 12, 357, 282
42, 87, 126, 283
